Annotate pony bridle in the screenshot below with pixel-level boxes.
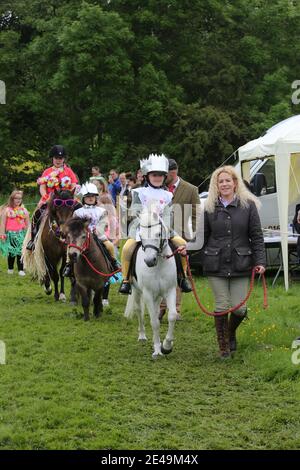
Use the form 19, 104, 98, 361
68, 229, 91, 253
140, 218, 168, 255
49, 197, 76, 241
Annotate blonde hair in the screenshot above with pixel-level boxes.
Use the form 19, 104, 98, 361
0, 190, 24, 215
205, 165, 260, 213
98, 179, 109, 194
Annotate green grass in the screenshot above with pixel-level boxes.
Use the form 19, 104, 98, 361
0, 256, 300, 450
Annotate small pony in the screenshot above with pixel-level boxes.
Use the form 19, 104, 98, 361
65, 217, 111, 321
124, 208, 178, 358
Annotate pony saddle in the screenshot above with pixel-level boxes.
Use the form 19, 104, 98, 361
92, 234, 120, 275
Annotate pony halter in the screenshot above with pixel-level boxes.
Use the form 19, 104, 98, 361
68, 229, 91, 253
139, 219, 168, 254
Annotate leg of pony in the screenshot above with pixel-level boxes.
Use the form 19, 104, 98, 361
136, 289, 147, 342
93, 288, 103, 318
124, 286, 147, 341
70, 277, 77, 305
52, 267, 60, 301
144, 291, 163, 358
77, 284, 90, 321
43, 273, 52, 295
45, 258, 60, 301
58, 254, 67, 302
162, 287, 177, 354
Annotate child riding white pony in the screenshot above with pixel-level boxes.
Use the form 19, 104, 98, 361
125, 206, 178, 357
123, 154, 191, 358
119, 154, 192, 295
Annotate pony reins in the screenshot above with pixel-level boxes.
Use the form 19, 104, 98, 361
68, 230, 121, 278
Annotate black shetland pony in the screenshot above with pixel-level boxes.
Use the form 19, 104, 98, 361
65, 217, 111, 321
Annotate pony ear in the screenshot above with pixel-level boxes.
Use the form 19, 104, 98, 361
71, 187, 76, 195
83, 218, 90, 229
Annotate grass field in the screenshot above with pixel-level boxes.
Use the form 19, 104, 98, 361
0, 255, 300, 450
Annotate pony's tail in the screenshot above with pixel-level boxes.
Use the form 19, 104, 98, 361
21, 218, 48, 280
124, 290, 144, 319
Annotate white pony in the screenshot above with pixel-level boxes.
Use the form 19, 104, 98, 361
124, 207, 178, 358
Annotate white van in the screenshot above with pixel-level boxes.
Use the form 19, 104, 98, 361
236, 156, 297, 232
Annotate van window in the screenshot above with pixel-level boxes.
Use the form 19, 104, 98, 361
250, 158, 276, 196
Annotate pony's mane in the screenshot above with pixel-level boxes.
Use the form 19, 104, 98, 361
66, 217, 89, 233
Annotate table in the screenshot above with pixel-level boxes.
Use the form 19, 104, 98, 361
264, 235, 298, 286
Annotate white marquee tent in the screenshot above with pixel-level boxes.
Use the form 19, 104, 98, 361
238, 115, 300, 290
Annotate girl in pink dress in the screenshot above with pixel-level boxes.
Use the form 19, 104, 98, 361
0, 190, 30, 275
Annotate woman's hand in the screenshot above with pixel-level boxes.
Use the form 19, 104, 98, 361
255, 265, 265, 274
177, 246, 187, 256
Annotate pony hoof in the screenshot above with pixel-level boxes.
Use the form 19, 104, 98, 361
59, 293, 66, 302
138, 335, 147, 342
161, 341, 173, 355
44, 286, 52, 295
152, 352, 163, 359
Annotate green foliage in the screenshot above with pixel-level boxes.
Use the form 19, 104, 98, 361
0, 256, 300, 449
1, 0, 300, 184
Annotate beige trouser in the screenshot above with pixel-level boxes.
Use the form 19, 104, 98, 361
207, 276, 249, 316
121, 235, 187, 281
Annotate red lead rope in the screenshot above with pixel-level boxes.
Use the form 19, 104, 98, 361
164, 248, 268, 317
80, 252, 121, 278
186, 257, 268, 317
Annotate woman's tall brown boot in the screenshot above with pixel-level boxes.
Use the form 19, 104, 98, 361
228, 312, 246, 352
214, 315, 231, 359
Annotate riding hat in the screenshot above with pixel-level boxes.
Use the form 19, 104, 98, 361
140, 154, 169, 176
49, 145, 67, 158
80, 182, 99, 198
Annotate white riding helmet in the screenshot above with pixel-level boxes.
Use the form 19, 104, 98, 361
140, 153, 169, 176
80, 182, 99, 197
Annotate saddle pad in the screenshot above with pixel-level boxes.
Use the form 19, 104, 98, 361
92, 234, 113, 272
